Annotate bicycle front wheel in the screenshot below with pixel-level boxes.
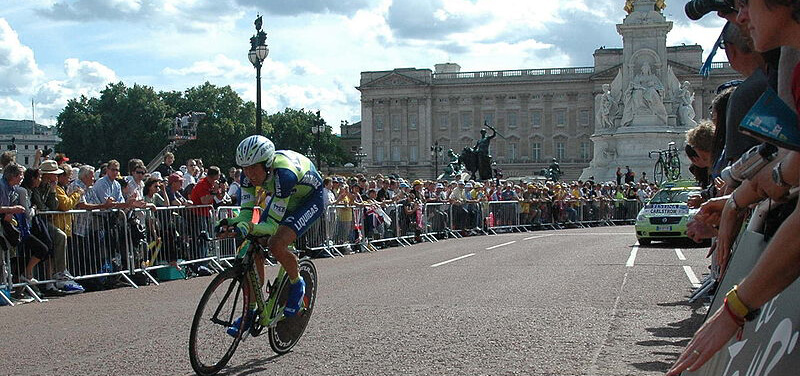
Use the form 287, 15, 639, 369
269, 258, 318, 354
653, 160, 664, 185
189, 266, 250, 376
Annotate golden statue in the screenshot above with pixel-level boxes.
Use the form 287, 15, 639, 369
625, 0, 667, 14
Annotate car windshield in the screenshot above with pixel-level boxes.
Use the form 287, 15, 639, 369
648, 189, 699, 204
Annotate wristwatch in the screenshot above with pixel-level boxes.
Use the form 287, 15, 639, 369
772, 162, 790, 187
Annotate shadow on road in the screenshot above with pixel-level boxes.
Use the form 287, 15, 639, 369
218, 353, 285, 376
631, 302, 706, 373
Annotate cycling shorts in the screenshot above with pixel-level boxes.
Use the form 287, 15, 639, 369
277, 187, 324, 237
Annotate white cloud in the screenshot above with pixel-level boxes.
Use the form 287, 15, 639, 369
0, 18, 44, 95
0, 97, 30, 120
30, 58, 118, 125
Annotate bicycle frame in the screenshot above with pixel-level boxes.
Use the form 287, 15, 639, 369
235, 238, 288, 328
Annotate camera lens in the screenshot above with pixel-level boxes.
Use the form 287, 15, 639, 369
685, 0, 735, 20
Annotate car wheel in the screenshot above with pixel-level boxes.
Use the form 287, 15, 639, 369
638, 238, 651, 245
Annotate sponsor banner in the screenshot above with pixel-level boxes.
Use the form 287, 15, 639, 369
643, 204, 689, 215
689, 231, 800, 375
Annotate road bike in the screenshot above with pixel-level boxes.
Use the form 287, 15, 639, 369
188, 232, 317, 376
649, 142, 681, 184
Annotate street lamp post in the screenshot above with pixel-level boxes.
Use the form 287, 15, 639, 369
430, 141, 443, 179
306, 147, 316, 166
248, 15, 269, 135
354, 146, 367, 173
310, 111, 324, 168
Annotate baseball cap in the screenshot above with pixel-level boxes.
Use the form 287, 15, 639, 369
436, 183, 444, 189
168, 173, 184, 184
399, 182, 410, 188
465, 183, 473, 188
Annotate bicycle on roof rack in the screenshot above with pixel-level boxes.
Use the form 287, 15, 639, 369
649, 142, 681, 184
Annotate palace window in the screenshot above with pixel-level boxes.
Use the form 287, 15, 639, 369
531, 110, 542, 127
555, 110, 566, 127
409, 114, 418, 130
507, 111, 518, 128
556, 141, 566, 161
579, 110, 590, 126
532, 142, 541, 161
580, 141, 591, 160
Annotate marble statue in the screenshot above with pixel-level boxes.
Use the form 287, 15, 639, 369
676, 81, 697, 127
622, 62, 668, 126
595, 83, 617, 128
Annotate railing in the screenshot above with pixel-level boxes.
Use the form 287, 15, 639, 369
432, 67, 595, 81
1, 199, 643, 306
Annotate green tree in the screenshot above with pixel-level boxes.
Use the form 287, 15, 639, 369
265, 108, 351, 169
57, 82, 171, 168
161, 82, 262, 169
55, 81, 350, 174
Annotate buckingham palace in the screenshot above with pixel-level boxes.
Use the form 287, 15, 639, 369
356, 3, 740, 181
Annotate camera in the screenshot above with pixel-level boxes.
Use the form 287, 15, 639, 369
684, 0, 736, 20
42, 146, 53, 158
719, 143, 778, 188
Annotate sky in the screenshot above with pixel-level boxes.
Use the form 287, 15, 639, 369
0, 0, 728, 134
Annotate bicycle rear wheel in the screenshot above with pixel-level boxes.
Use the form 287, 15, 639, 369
668, 155, 681, 180
268, 258, 318, 354
189, 266, 250, 376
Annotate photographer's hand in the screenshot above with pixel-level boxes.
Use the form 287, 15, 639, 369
695, 196, 727, 227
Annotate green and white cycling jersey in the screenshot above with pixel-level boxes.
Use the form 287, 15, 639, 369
229, 150, 324, 236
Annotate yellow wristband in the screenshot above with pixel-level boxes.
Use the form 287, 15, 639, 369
725, 285, 750, 319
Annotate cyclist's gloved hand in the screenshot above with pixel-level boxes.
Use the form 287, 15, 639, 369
234, 222, 253, 239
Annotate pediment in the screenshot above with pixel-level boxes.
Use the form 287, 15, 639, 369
590, 64, 622, 80
666, 60, 702, 76
360, 72, 430, 89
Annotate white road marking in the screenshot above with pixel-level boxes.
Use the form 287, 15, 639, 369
430, 253, 475, 268
675, 248, 686, 261
626, 243, 639, 267
486, 241, 516, 250
523, 234, 553, 241
683, 266, 701, 287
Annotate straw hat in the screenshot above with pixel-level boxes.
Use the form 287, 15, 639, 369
40, 160, 64, 174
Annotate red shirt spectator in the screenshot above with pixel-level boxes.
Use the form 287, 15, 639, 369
189, 166, 220, 217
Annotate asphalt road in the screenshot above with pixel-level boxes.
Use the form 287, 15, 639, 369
0, 226, 710, 376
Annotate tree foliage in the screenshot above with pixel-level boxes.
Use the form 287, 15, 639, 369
55, 81, 351, 172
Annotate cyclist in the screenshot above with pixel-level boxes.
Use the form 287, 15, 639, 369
217, 135, 324, 337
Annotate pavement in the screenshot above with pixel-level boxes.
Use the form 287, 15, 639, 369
0, 226, 710, 376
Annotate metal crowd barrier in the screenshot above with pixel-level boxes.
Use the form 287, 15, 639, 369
4, 197, 644, 306
6, 205, 220, 302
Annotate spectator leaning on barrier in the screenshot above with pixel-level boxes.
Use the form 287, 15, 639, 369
93, 160, 144, 210
166, 173, 191, 206
35, 160, 84, 294
0, 164, 26, 287
14, 167, 50, 295
144, 176, 167, 207
125, 159, 146, 201
668, 2, 800, 374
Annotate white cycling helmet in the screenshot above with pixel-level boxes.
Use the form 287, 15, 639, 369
236, 135, 275, 167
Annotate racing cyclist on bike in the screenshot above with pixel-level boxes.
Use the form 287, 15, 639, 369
217, 135, 324, 337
